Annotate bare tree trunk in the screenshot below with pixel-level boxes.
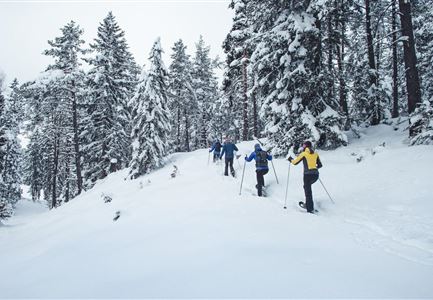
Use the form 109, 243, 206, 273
176, 107, 181, 151
71, 79, 82, 195
398, 0, 421, 115
327, 12, 334, 102
252, 80, 258, 138
184, 109, 190, 152
242, 50, 249, 141
51, 134, 60, 209
365, 0, 380, 125
392, 0, 399, 118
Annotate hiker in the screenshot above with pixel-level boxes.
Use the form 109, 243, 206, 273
245, 143, 273, 197
220, 137, 239, 177
288, 141, 323, 213
209, 139, 222, 163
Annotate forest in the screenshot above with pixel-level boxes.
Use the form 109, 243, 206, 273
1, 0, 432, 218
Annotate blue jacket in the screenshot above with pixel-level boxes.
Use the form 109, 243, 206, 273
220, 142, 238, 159
245, 149, 272, 170
209, 141, 222, 153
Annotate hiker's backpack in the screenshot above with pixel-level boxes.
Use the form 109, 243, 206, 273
214, 142, 222, 152
256, 150, 268, 168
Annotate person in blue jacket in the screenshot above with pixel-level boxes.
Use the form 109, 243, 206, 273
245, 143, 272, 196
220, 137, 239, 177
209, 139, 222, 163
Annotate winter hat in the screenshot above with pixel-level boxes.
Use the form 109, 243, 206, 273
254, 143, 261, 151
303, 141, 312, 149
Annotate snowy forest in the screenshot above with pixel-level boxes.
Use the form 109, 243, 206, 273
1, 0, 432, 219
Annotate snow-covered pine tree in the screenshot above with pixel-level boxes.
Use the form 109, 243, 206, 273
0, 79, 23, 218
222, 0, 251, 141
192, 36, 219, 149
128, 38, 171, 179
84, 12, 137, 187
167, 39, 197, 152
21, 21, 87, 208
346, 0, 391, 127
43, 20, 87, 198
248, 0, 347, 154
408, 0, 433, 144
0, 77, 12, 221
409, 100, 433, 145
414, 0, 433, 104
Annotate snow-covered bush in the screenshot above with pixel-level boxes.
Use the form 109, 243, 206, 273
410, 101, 433, 145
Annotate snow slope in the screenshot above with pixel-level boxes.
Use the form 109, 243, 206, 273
1, 125, 433, 298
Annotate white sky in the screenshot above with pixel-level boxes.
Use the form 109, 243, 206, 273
0, 0, 233, 86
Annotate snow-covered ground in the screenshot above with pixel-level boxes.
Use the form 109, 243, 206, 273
1, 125, 433, 298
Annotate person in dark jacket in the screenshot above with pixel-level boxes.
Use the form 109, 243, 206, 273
209, 139, 222, 163
245, 144, 273, 196
288, 140, 323, 213
220, 137, 239, 177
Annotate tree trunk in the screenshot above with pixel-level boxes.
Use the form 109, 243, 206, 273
365, 0, 380, 125
327, 12, 334, 102
184, 109, 190, 152
242, 50, 249, 141
176, 107, 181, 151
392, 0, 399, 118
71, 79, 83, 195
398, 0, 421, 115
51, 134, 60, 209
252, 81, 258, 138
337, 0, 350, 119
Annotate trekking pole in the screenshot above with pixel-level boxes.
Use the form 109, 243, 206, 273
239, 159, 247, 195
319, 178, 335, 204
283, 163, 291, 209
270, 160, 279, 184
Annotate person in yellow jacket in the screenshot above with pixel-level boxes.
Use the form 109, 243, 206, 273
288, 141, 323, 213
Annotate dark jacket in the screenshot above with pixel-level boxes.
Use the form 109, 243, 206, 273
220, 142, 238, 159
209, 141, 222, 153
245, 148, 272, 170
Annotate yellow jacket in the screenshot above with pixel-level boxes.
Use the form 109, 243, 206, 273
291, 147, 322, 174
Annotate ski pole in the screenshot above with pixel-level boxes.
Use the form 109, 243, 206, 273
283, 163, 291, 209
207, 151, 210, 165
319, 178, 335, 204
239, 159, 247, 195
236, 155, 242, 169
270, 160, 279, 184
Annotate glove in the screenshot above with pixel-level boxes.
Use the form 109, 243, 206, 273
288, 156, 293, 162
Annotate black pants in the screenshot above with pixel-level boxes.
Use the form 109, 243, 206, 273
304, 173, 319, 212
224, 158, 235, 176
256, 169, 269, 196
213, 152, 221, 163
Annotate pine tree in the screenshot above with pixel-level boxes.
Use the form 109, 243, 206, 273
222, 0, 251, 141
43, 20, 87, 197
248, 1, 347, 154
192, 36, 219, 148
129, 38, 171, 179
167, 39, 197, 152
0, 78, 12, 220
409, 100, 433, 145
84, 12, 138, 186
413, 0, 433, 103
0, 79, 23, 218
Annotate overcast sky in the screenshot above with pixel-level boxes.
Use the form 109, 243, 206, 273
0, 0, 233, 86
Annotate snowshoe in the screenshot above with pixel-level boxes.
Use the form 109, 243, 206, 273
298, 201, 318, 214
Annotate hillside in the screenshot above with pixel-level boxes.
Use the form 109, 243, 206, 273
1, 124, 433, 298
